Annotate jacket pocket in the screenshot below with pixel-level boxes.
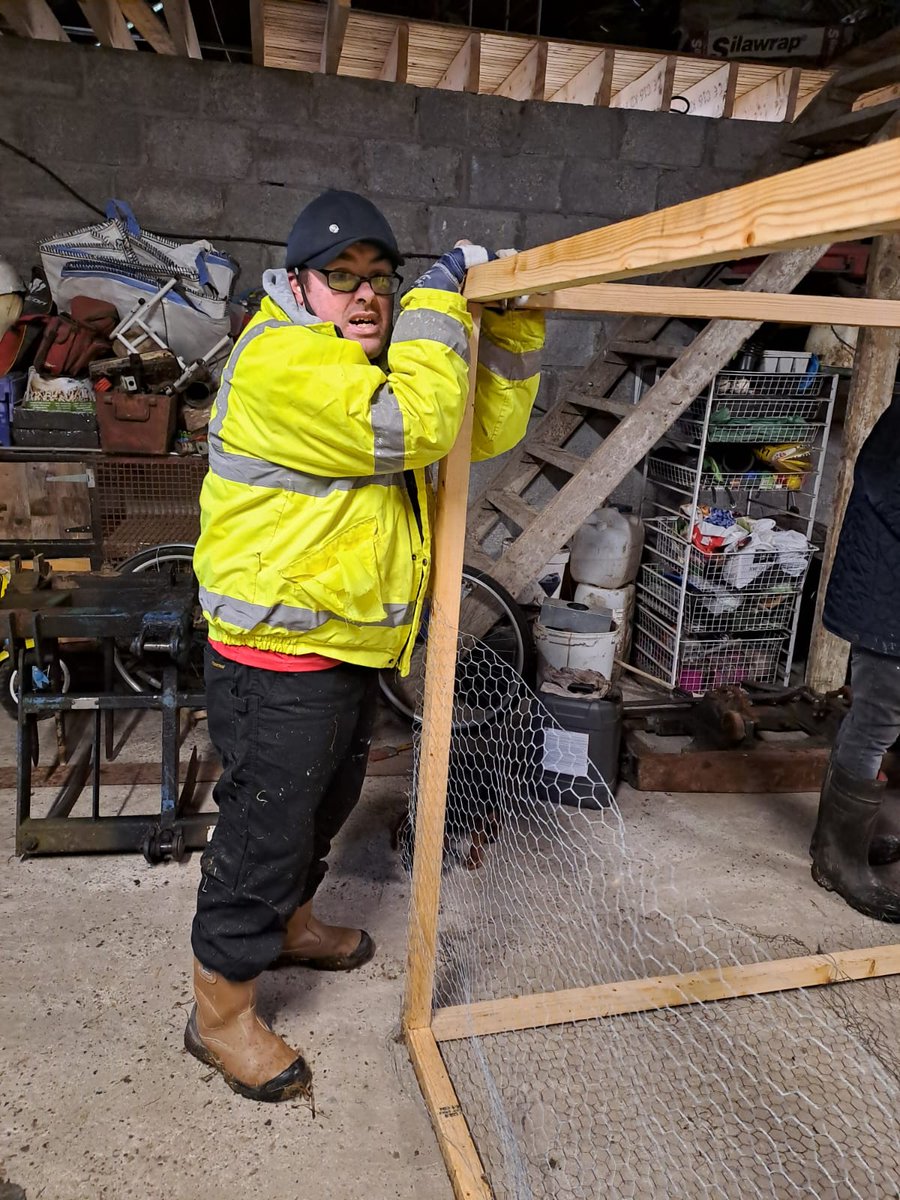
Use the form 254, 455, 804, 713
279, 516, 386, 625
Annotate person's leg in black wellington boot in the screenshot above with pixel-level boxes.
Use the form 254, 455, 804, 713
811, 762, 900, 921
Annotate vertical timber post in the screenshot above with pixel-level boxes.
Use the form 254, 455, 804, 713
806, 233, 900, 693
404, 308, 482, 1032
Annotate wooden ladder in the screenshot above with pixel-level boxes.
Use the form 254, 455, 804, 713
466, 31, 900, 605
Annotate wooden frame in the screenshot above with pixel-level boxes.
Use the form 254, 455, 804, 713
403, 139, 900, 1200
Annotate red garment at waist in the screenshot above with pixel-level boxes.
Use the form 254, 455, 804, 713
208, 639, 340, 672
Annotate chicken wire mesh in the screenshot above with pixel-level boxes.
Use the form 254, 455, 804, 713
406, 639, 900, 1200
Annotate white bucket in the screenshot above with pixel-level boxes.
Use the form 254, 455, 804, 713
534, 622, 617, 681
574, 583, 635, 669
509, 545, 570, 606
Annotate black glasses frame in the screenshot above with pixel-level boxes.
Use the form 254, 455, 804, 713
303, 268, 403, 296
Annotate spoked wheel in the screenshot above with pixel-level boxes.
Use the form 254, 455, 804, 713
378, 566, 534, 728
0, 653, 72, 720
113, 543, 204, 693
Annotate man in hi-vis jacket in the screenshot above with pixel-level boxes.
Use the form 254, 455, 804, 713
186, 189, 543, 1101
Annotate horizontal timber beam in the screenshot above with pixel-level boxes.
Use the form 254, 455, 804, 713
523, 283, 900, 327
464, 138, 900, 301
431, 943, 900, 1042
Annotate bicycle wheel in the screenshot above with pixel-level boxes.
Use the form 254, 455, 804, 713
113, 543, 203, 693
378, 565, 535, 727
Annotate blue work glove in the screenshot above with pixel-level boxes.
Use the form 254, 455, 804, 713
413, 244, 496, 292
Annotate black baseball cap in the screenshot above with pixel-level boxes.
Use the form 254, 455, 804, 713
285, 190, 404, 271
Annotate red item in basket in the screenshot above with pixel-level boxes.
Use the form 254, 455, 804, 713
691, 523, 726, 556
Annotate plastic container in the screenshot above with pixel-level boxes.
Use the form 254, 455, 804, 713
535, 621, 617, 681
96, 390, 176, 455
573, 582, 635, 668
12, 406, 98, 448
540, 685, 622, 807
569, 507, 644, 588
511, 546, 570, 606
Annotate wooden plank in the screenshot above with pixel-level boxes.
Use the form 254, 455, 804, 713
791, 98, 900, 147
249, 0, 265, 65
379, 21, 408, 83
0, 0, 68, 39
320, 0, 350, 73
405, 1027, 492, 1200
733, 67, 800, 122
609, 338, 681, 358
523, 282, 900, 326
675, 61, 736, 118
477, 247, 826, 611
117, 0, 176, 53
436, 31, 480, 92
463, 139, 900, 302
162, 0, 201, 57
79, 0, 136, 49
431, 944, 900, 1042
856, 82, 900, 112
526, 443, 585, 474
548, 49, 611, 106
807, 234, 900, 693
403, 312, 482, 1032
624, 731, 830, 793
485, 489, 540, 531
612, 55, 675, 111
493, 40, 547, 101
838, 53, 900, 99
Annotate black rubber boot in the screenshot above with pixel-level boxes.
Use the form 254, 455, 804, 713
811, 764, 900, 922
809, 768, 900, 866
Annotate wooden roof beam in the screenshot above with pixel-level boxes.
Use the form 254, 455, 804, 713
523, 283, 900, 327
117, 0, 177, 53
733, 67, 801, 122
0, 0, 69, 40
249, 0, 265, 65
611, 55, 676, 112
675, 61, 737, 118
436, 32, 480, 93
379, 21, 408, 84
493, 40, 548, 101
162, 0, 201, 58
79, 0, 136, 50
320, 0, 350, 73
548, 48, 612, 107
464, 138, 900, 301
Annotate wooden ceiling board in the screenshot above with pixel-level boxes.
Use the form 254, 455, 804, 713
406, 20, 470, 87
544, 42, 607, 95
261, 1, 834, 121
610, 51, 664, 93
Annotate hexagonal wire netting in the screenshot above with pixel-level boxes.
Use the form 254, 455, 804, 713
405, 639, 900, 1200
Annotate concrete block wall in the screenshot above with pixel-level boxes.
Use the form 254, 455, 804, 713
0, 37, 782, 501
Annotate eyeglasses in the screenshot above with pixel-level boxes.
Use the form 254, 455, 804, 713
306, 268, 402, 296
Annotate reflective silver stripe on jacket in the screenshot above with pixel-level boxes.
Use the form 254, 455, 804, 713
208, 317, 292, 438
478, 341, 542, 381
207, 431, 401, 496
200, 588, 415, 632
370, 384, 406, 473
392, 307, 470, 363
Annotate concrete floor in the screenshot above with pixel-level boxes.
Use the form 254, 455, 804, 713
2, 705, 900, 1200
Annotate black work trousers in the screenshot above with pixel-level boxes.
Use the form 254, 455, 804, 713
191, 645, 379, 981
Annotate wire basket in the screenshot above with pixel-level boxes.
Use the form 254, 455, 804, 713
648, 456, 811, 495
631, 607, 787, 692
638, 565, 799, 635
95, 456, 207, 563
644, 517, 816, 586
712, 369, 825, 403
675, 413, 824, 446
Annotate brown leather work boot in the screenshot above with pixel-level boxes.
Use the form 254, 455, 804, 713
272, 900, 375, 971
184, 959, 312, 1102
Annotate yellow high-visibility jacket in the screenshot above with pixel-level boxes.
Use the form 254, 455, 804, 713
195, 269, 544, 674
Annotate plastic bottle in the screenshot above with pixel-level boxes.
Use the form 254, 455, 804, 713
569, 507, 644, 588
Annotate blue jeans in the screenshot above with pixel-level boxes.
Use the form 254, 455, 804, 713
833, 646, 900, 780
